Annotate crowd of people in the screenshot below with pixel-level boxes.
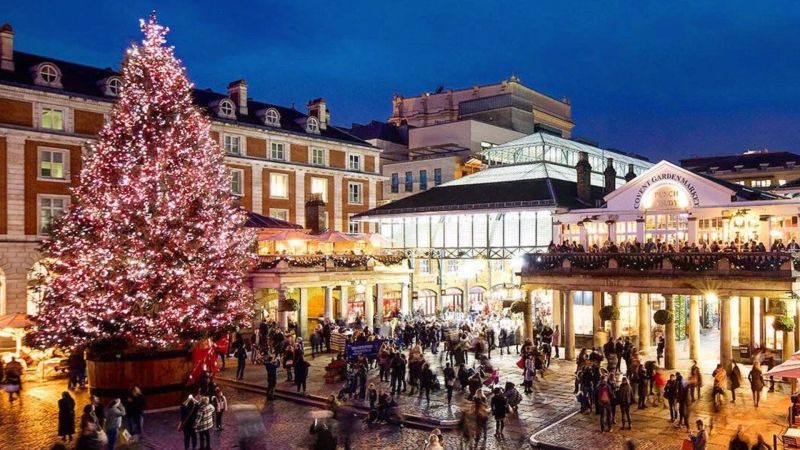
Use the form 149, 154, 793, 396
52, 386, 146, 450
548, 237, 800, 254
572, 334, 775, 449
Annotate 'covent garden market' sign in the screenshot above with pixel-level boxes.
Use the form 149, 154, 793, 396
633, 173, 702, 210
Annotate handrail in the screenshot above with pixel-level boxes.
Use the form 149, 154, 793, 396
256, 253, 407, 271
523, 252, 796, 275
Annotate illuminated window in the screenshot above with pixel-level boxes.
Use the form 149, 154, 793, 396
310, 177, 328, 201
39, 196, 68, 234
270, 142, 287, 160
348, 214, 361, 234
39, 148, 67, 179
41, 107, 64, 130
573, 291, 594, 335
270, 173, 288, 198
751, 179, 772, 188
230, 168, 244, 196
269, 209, 289, 221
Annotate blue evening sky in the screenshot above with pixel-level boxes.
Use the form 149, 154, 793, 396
3, 1, 800, 161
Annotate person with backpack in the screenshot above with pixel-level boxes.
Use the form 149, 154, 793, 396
616, 376, 634, 430
595, 376, 615, 432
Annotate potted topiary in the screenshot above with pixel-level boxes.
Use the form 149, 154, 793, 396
653, 309, 674, 326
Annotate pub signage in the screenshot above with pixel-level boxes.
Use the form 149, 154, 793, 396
633, 173, 701, 210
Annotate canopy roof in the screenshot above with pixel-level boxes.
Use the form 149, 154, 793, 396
245, 211, 303, 230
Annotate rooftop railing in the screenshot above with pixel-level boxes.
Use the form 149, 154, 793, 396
522, 252, 797, 277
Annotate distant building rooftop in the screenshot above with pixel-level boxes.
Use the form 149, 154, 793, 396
680, 150, 800, 172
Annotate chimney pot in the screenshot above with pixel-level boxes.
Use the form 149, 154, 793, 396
576, 151, 592, 204
603, 158, 617, 194
305, 197, 328, 232
625, 163, 637, 182
0, 23, 14, 71
227, 79, 248, 116
307, 98, 329, 130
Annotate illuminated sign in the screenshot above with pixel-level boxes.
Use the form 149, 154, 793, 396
633, 173, 701, 209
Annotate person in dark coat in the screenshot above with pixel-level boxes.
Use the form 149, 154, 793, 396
729, 362, 743, 404
419, 363, 434, 403
58, 391, 76, 442
616, 377, 634, 430
179, 395, 198, 450
295, 355, 311, 394
309, 419, 337, 450
490, 387, 508, 435
749, 362, 766, 407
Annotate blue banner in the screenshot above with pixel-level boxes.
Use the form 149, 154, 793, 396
345, 340, 382, 359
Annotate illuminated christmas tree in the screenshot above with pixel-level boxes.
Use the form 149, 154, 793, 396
30, 15, 256, 351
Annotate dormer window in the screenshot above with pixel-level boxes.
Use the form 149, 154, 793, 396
264, 108, 280, 127
306, 116, 320, 134
107, 77, 122, 96
33, 63, 63, 88
217, 99, 236, 119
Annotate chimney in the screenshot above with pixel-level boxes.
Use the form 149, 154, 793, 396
305, 196, 328, 233
0, 23, 14, 71
575, 151, 592, 204
227, 79, 248, 115
625, 163, 637, 182
603, 158, 617, 194
307, 98, 329, 130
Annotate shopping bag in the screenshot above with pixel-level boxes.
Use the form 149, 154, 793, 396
516, 358, 524, 369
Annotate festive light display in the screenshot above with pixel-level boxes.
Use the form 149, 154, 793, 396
29, 15, 256, 351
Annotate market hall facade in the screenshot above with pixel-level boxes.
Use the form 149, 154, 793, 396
523, 160, 800, 371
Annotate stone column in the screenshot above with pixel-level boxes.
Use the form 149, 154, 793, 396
400, 283, 410, 316
610, 292, 621, 338
638, 293, 650, 352
364, 284, 374, 332
635, 218, 645, 244
689, 295, 700, 360
687, 217, 698, 244
324, 286, 334, 321
375, 284, 384, 324
664, 294, 676, 370
564, 289, 575, 360
339, 285, 349, 323
298, 288, 309, 340
720, 295, 733, 372
523, 289, 533, 341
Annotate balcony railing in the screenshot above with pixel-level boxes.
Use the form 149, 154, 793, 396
522, 252, 797, 277
257, 253, 407, 271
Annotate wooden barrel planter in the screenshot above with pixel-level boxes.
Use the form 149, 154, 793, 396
87, 349, 193, 410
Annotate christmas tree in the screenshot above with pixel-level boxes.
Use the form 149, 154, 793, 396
30, 15, 256, 351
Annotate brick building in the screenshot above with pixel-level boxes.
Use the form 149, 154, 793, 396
0, 23, 384, 320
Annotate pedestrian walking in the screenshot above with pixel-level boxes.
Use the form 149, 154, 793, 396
689, 360, 702, 403
748, 361, 765, 407
474, 389, 489, 443
105, 398, 126, 450
490, 387, 508, 435
58, 391, 76, 443
443, 362, 456, 404
689, 419, 707, 450
212, 387, 227, 430
664, 373, 677, 421
553, 325, 561, 358
617, 377, 634, 430
123, 386, 146, 440
676, 373, 690, 431
194, 396, 215, 450
234, 344, 247, 380
656, 335, 665, 366
265, 355, 279, 400
729, 362, 742, 404
178, 395, 197, 450
712, 363, 727, 407
420, 362, 434, 403
595, 376, 615, 432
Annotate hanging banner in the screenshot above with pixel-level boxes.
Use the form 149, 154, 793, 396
345, 340, 383, 359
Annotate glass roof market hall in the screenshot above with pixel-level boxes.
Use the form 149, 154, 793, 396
355, 132, 652, 318
522, 160, 800, 372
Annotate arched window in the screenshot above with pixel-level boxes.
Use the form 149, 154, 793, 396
306, 116, 320, 134
264, 108, 280, 126
107, 77, 123, 96
33, 63, 63, 88
27, 262, 49, 316
218, 99, 236, 119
